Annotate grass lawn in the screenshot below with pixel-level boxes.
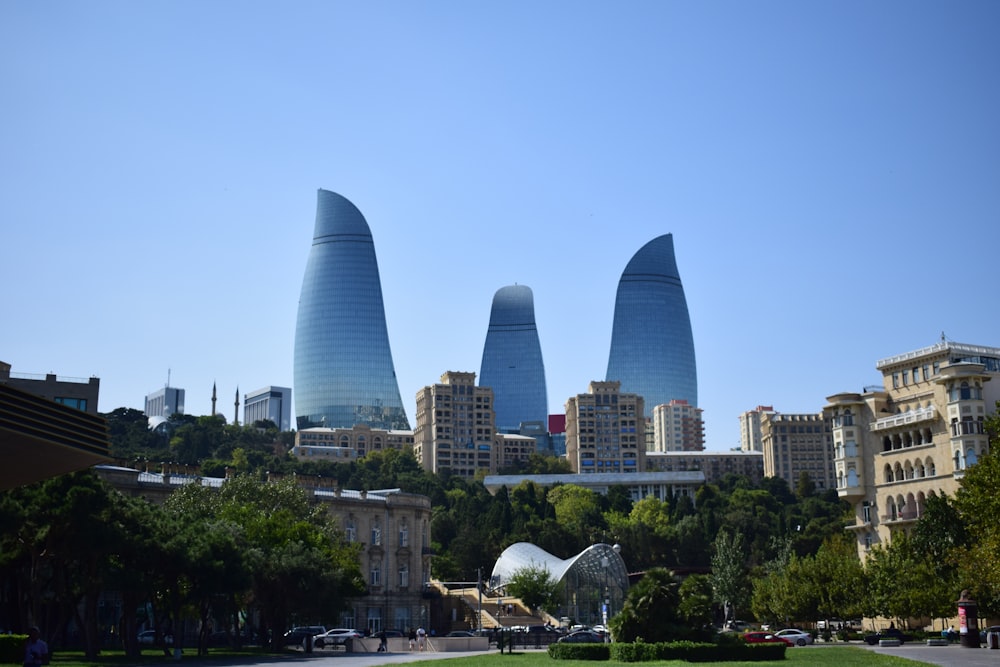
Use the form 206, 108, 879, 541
45, 645, 934, 667
407, 647, 932, 667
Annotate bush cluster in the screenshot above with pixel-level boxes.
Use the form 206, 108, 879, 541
0, 635, 27, 664
548, 639, 787, 662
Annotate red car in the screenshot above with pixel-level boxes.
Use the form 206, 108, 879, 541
743, 631, 794, 646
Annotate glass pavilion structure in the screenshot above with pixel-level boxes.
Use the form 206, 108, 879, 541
478, 284, 548, 433
490, 542, 627, 627
606, 234, 697, 414
293, 189, 410, 431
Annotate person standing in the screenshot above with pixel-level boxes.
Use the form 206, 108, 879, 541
416, 626, 426, 651
23, 627, 48, 667
408, 628, 416, 651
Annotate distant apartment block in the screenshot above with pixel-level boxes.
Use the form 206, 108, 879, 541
651, 399, 705, 452
292, 424, 415, 462
244, 386, 292, 431
1, 361, 101, 414
760, 412, 834, 490
565, 381, 644, 474
145, 386, 185, 418
645, 450, 764, 485
739, 405, 774, 452
825, 339, 1000, 559
483, 470, 705, 504
414, 371, 505, 477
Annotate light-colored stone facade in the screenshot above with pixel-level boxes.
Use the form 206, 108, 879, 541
413, 371, 499, 477
824, 340, 1000, 559
565, 381, 645, 474
292, 425, 416, 462
645, 450, 764, 485
759, 412, 834, 490
93, 464, 433, 633
651, 399, 705, 452
739, 405, 774, 452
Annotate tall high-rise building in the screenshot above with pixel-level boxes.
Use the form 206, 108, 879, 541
478, 284, 548, 433
565, 381, 644, 474
244, 386, 292, 431
145, 386, 184, 418
759, 412, 834, 490
413, 371, 499, 477
293, 190, 409, 431
739, 405, 775, 452
606, 234, 697, 415
652, 399, 705, 451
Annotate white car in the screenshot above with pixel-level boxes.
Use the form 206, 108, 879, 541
313, 628, 361, 648
774, 628, 813, 646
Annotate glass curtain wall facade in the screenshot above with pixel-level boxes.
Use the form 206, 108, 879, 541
606, 234, 697, 414
294, 189, 410, 431
478, 284, 548, 432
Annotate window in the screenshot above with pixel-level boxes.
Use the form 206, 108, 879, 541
902, 370, 910, 386
862, 501, 872, 523
399, 522, 409, 548
370, 561, 381, 586
372, 521, 382, 546
398, 564, 409, 588
54, 397, 88, 411
892, 373, 900, 389
345, 518, 356, 543
913, 366, 921, 382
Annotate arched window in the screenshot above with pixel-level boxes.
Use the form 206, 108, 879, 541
884, 464, 894, 483
926, 457, 936, 477
966, 448, 978, 467
954, 450, 963, 471
847, 469, 859, 488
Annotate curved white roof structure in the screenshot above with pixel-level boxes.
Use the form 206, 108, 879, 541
491, 542, 628, 596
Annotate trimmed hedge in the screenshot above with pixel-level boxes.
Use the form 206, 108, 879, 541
547, 638, 789, 662
547, 642, 611, 660
0, 634, 27, 665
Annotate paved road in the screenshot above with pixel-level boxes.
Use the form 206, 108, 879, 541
853, 641, 1000, 667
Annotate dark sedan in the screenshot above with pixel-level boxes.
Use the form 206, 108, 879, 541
864, 627, 913, 645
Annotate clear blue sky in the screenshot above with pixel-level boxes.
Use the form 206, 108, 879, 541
3, 1, 998, 449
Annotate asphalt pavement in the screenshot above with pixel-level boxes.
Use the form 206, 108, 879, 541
853, 640, 1000, 667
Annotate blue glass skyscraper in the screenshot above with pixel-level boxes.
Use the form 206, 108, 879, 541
479, 284, 548, 432
606, 234, 697, 413
293, 189, 410, 431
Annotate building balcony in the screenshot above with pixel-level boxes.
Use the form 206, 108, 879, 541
837, 484, 865, 500
870, 406, 936, 431
881, 510, 919, 525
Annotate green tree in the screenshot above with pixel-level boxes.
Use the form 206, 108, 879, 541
711, 529, 750, 625
610, 568, 686, 642
503, 564, 559, 615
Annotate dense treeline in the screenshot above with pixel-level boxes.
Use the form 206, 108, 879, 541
3, 404, 998, 651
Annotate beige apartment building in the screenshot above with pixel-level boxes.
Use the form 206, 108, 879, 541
292, 425, 416, 462
645, 450, 765, 485
651, 399, 705, 452
739, 405, 774, 452
565, 381, 644, 474
759, 412, 834, 491
825, 340, 1000, 559
413, 371, 534, 477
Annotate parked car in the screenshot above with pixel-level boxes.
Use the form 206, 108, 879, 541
557, 630, 606, 643
743, 631, 793, 646
313, 628, 360, 648
863, 627, 914, 645
445, 630, 474, 637
282, 626, 327, 646
773, 628, 813, 646
137, 630, 173, 646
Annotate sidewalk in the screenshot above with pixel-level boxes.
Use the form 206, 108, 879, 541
850, 641, 1000, 667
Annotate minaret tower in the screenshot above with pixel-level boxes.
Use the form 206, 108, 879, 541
211, 382, 217, 416
234, 387, 239, 426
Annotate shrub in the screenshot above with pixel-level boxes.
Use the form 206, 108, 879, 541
0, 635, 26, 665
609, 639, 787, 662
547, 642, 610, 660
